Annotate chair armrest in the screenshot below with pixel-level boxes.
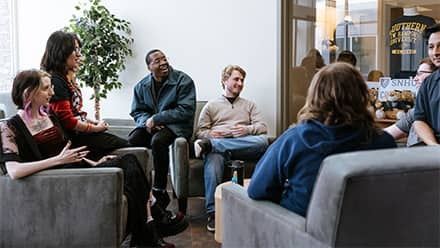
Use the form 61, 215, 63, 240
222, 184, 327, 248
267, 135, 277, 144
111, 147, 152, 181
169, 137, 190, 198
104, 118, 135, 139
0, 168, 125, 247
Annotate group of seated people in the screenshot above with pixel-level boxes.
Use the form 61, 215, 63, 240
247, 23, 440, 219
1, 31, 190, 248
1, 23, 439, 247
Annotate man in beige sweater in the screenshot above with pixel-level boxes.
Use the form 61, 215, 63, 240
194, 65, 269, 232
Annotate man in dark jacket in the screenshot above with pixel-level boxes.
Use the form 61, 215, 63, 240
414, 24, 440, 145
129, 49, 196, 227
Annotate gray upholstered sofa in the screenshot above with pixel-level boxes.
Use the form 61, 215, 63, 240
0, 92, 15, 119
0, 93, 152, 247
222, 146, 440, 247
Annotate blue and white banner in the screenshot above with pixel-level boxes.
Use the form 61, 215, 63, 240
377, 77, 416, 101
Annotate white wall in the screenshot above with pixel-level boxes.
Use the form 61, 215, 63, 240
16, 0, 279, 135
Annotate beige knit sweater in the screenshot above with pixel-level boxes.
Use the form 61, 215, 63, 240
196, 95, 267, 139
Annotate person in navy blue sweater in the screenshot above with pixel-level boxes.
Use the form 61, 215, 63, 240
248, 62, 396, 217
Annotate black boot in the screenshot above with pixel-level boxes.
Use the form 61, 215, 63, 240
151, 203, 189, 237
152, 189, 171, 209
135, 220, 175, 248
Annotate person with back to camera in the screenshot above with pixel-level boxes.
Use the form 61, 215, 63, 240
41, 30, 186, 241
193, 65, 269, 232
41, 30, 129, 160
247, 62, 396, 217
413, 24, 440, 145
0, 69, 176, 247
129, 49, 195, 230
337, 50, 357, 66
384, 57, 437, 145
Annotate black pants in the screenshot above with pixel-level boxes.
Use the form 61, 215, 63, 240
128, 127, 177, 190
68, 131, 130, 160
96, 154, 152, 246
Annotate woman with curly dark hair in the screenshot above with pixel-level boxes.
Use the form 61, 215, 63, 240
40, 30, 188, 245
40, 30, 129, 160
248, 62, 396, 217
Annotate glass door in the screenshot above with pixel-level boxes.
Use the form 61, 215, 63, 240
280, 0, 379, 132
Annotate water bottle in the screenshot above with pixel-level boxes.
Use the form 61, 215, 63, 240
230, 160, 244, 186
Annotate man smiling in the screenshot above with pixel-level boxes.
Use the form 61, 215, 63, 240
414, 24, 440, 145
129, 49, 195, 236
194, 65, 269, 232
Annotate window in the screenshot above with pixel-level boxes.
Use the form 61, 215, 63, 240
0, 0, 16, 92
279, 0, 440, 132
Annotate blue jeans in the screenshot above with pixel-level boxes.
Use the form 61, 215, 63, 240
203, 135, 269, 213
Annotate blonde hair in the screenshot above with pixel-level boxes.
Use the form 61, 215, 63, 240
221, 65, 246, 88
367, 70, 384, 82
12, 69, 52, 121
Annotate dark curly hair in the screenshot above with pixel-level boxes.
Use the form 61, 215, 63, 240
40, 30, 81, 78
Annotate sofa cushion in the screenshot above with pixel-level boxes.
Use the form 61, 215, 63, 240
335, 169, 439, 246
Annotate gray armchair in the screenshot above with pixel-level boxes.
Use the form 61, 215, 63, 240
222, 146, 440, 247
0, 145, 151, 247
169, 101, 270, 213
0, 95, 152, 246
0, 167, 127, 247
105, 118, 153, 183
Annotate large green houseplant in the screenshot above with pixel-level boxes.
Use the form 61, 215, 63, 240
67, 0, 133, 120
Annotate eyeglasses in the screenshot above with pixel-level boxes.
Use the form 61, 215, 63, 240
73, 47, 81, 55
150, 56, 168, 65
416, 70, 432, 76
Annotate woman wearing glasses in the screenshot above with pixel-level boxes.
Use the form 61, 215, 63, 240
40, 30, 186, 245
40, 30, 129, 159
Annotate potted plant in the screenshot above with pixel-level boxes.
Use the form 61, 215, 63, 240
67, 0, 133, 120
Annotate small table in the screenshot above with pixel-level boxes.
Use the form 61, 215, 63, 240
214, 179, 250, 243
375, 118, 396, 128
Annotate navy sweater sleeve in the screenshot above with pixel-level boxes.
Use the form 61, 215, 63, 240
247, 128, 298, 203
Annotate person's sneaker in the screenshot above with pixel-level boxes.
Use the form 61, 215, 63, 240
194, 139, 212, 158
152, 189, 171, 210
151, 203, 189, 237
206, 213, 215, 232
